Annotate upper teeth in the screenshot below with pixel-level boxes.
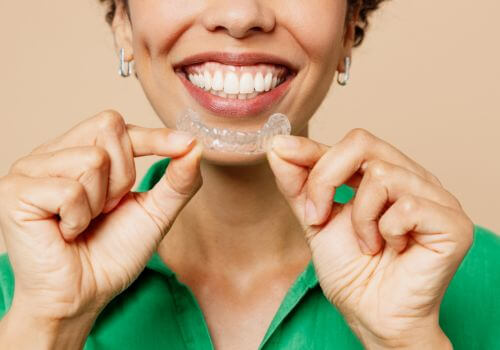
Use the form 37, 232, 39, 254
184, 62, 287, 97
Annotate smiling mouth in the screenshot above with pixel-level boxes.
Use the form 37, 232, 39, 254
175, 61, 292, 100
172, 51, 297, 118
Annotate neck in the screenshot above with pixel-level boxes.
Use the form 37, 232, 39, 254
158, 126, 310, 274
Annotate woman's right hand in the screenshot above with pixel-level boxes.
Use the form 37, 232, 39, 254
0, 110, 202, 334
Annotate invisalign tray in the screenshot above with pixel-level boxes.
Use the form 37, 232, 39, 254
176, 108, 291, 154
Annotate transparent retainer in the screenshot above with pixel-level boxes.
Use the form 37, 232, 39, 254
176, 108, 291, 154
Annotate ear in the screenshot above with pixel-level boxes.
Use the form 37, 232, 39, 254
111, 0, 134, 61
337, 3, 361, 73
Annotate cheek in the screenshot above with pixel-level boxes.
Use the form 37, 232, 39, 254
129, 1, 200, 61
285, 0, 347, 66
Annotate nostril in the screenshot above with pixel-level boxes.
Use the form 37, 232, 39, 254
213, 25, 225, 32
249, 26, 262, 32
210, 25, 265, 39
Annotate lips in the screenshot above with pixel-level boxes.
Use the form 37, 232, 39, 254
172, 51, 299, 71
173, 52, 297, 118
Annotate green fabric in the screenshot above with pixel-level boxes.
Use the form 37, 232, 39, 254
0, 157, 498, 349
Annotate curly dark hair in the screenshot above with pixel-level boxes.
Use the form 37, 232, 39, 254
98, 0, 388, 47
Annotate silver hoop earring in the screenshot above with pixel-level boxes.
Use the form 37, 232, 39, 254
337, 56, 351, 86
118, 48, 134, 77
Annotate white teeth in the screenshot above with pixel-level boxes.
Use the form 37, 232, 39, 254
271, 76, 278, 89
198, 74, 205, 88
187, 68, 287, 96
239, 73, 254, 94
223, 72, 239, 94
264, 72, 272, 91
254, 72, 265, 92
212, 71, 224, 91
203, 71, 212, 90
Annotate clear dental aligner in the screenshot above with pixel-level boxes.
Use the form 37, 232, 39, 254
176, 108, 291, 154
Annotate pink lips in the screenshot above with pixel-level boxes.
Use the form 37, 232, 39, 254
173, 51, 297, 118
176, 71, 294, 118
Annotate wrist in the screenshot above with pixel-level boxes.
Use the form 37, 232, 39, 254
0, 304, 99, 350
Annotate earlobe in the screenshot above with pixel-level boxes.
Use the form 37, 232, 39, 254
111, 1, 134, 61
337, 4, 360, 73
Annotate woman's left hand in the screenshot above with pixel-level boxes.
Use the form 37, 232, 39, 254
267, 128, 474, 350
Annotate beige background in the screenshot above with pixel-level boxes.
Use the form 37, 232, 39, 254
0, 1, 499, 253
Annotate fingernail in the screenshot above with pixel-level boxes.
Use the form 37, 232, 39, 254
305, 199, 319, 225
169, 131, 196, 148
272, 135, 300, 152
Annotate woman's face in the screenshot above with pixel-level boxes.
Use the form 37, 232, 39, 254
113, 0, 358, 165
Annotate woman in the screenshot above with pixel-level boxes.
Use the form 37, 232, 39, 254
0, 0, 498, 349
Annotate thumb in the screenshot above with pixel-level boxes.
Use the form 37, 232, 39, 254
266, 135, 328, 228
134, 141, 203, 233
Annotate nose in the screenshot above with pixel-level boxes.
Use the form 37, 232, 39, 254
201, 0, 276, 39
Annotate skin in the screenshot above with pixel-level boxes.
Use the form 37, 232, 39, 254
0, 0, 472, 349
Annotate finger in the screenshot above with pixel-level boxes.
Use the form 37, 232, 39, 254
306, 128, 443, 226
1, 175, 92, 242
133, 142, 204, 234
126, 124, 196, 158
30, 111, 136, 213
352, 159, 462, 254
104, 124, 196, 213
266, 148, 310, 227
378, 194, 473, 256
31, 111, 196, 158
10, 146, 110, 219
268, 135, 360, 227
30, 110, 196, 214
271, 135, 330, 168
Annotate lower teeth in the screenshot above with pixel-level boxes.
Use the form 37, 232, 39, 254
207, 90, 261, 99
176, 108, 291, 154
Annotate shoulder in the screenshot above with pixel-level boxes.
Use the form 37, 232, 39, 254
440, 225, 500, 348
0, 253, 15, 319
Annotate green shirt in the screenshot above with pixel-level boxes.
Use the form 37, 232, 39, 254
0, 157, 499, 349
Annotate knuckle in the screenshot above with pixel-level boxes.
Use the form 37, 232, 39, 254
8, 157, 28, 174
347, 128, 374, 147
365, 159, 389, 180
397, 194, 419, 214
97, 110, 125, 135
427, 173, 442, 187
447, 191, 463, 210
435, 186, 463, 211
30, 141, 52, 155
83, 146, 110, 170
